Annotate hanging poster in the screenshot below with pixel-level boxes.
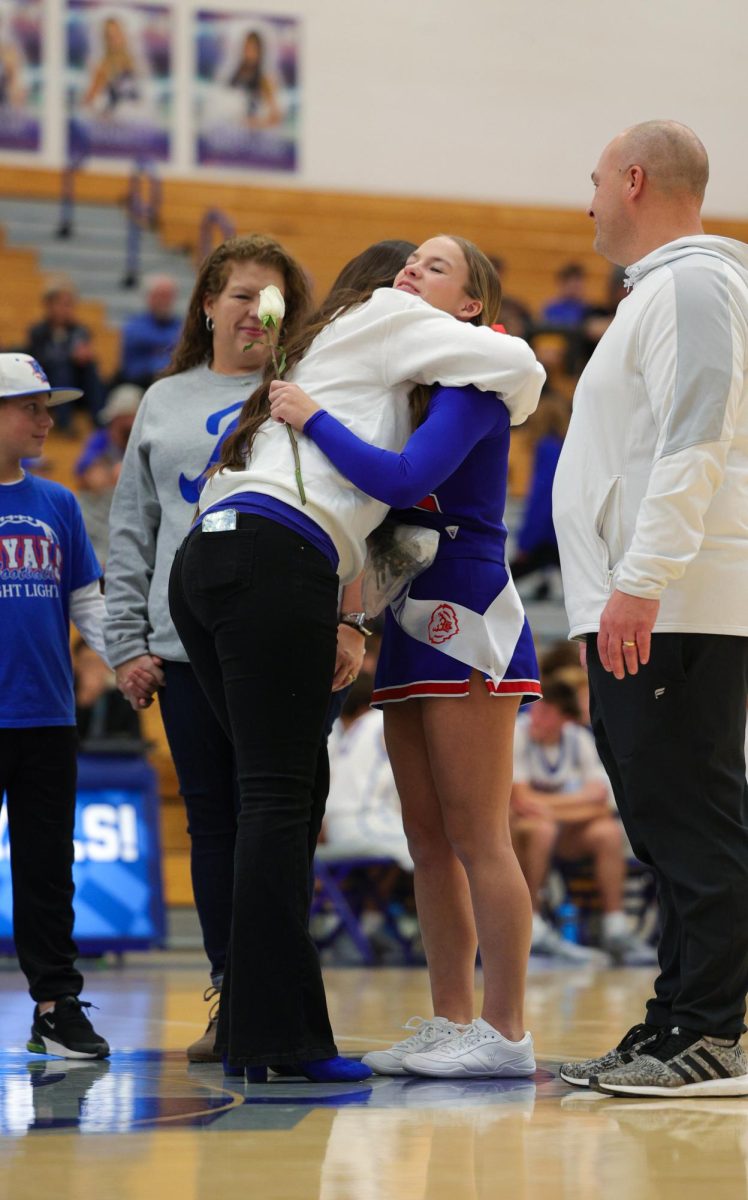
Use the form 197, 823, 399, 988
65, 0, 173, 162
194, 9, 299, 172
0, 0, 43, 152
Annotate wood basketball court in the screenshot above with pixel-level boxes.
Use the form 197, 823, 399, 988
1, 957, 744, 1199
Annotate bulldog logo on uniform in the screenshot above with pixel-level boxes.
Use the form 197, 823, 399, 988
428, 603, 460, 645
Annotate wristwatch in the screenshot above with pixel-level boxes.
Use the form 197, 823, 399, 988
340, 611, 373, 637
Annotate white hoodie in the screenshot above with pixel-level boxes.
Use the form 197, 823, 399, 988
553, 235, 748, 638
200, 287, 545, 582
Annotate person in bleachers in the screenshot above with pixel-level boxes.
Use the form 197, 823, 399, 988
541, 262, 592, 326
537, 638, 580, 676
118, 276, 182, 391
74, 384, 143, 567
325, 675, 412, 871
511, 677, 657, 965
487, 256, 534, 339
510, 390, 570, 600
26, 278, 104, 431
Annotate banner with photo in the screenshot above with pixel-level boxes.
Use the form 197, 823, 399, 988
194, 9, 299, 172
0, 0, 43, 152
65, 0, 173, 162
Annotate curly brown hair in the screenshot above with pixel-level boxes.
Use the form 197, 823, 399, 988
163, 234, 312, 378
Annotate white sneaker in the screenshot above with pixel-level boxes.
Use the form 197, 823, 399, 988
601, 930, 659, 967
361, 1016, 467, 1076
531, 920, 609, 964
402, 1018, 536, 1078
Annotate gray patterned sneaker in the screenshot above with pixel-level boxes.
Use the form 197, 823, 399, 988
559, 1023, 661, 1087
362, 1016, 468, 1076
596, 1026, 748, 1098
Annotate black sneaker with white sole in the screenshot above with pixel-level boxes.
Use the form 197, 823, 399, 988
27, 997, 110, 1060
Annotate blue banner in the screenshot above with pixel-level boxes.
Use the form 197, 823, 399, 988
0, 755, 166, 954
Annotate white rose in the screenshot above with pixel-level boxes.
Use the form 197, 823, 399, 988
258, 285, 286, 325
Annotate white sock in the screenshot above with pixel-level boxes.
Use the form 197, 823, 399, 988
602, 911, 628, 937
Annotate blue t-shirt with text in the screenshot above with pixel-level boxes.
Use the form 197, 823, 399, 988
0, 474, 101, 727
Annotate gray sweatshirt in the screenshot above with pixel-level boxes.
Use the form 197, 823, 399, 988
104, 363, 261, 665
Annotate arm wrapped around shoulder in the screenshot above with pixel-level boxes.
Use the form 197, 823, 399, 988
378, 290, 546, 426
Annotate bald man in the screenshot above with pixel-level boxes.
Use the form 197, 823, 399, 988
553, 121, 748, 1097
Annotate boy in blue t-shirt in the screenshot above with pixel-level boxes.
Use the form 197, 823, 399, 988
0, 353, 110, 1059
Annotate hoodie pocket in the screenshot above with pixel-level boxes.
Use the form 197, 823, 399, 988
593, 476, 621, 588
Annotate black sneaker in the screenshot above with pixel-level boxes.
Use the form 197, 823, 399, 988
27, 997, 110, 1060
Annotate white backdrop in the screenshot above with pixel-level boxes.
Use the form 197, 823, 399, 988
8, 0, 748, 217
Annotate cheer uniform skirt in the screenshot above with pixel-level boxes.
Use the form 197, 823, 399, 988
372, 554, 541, 706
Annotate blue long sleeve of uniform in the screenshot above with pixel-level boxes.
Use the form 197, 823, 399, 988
303, 384, 509, 509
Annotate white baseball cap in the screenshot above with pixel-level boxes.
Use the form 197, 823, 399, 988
0, 353, 83, 406
100, 383, 143, 424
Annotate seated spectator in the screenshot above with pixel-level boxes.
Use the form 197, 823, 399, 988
74, 640, 142, 748
26, 278, 105, 431
74, 383, 142, 566
549, 663, 591, 728
538, 639, 580, 677
325, 675, 412, 871
511, 678, 656, 965
510, 390, 570, 599
487, 255, 534, 339
118, 275, 182, 390
541, 262, 591, 326
579, 265, 629, 356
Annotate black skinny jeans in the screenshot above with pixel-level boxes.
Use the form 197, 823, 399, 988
587, 633, 748, 1037
0, 726, 83, 1002
169, 515, 340, 1066
159, 660, 343, 985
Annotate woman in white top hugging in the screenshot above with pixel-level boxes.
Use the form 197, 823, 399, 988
168, 235, 545, 1084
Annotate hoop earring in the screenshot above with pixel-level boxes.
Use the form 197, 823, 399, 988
205, 315, 215, 332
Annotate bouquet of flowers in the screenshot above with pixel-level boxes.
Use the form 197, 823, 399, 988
362, 521, 440, 618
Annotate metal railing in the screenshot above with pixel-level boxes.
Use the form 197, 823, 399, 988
199, 208, 237, 263
56, 150, 88, 239
56, 154, 162, 289
121, 159, 162, 288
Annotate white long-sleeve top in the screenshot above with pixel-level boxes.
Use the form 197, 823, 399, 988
199, 287, 545, 582
552, 235, 748, 637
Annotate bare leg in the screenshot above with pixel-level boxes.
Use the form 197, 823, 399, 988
422, 675, 530, 1041
512, 816, 558, 911
561, 816, 626, 913
384, 702, 477, 1024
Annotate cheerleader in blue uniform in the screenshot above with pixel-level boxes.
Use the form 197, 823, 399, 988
269, 235, 540, 1079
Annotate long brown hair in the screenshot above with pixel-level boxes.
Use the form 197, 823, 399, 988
407, 236, 502, 427
216, 234, 501, 472
164, 234, 311, 378
216, 239, 415, 472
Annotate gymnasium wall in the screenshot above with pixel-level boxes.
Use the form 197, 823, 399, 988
3, 0, 747, 218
